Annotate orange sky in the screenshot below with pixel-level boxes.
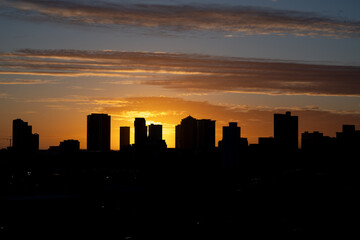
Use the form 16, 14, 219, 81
2, 95, 360, 150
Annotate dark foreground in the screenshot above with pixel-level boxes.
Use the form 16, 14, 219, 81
0, 148, 358, 239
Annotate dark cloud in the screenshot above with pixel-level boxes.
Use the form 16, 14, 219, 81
1, 49, 360, 96
1, 0, 360, 38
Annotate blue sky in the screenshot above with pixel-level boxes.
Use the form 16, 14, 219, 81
1, 0, 359, 64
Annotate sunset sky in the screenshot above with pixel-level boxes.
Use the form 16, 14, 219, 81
1, 0, 360, 150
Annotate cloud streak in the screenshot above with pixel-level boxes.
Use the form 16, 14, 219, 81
1, 49, 360, 96
1, 0, 360, 38
0, 79, 53, 84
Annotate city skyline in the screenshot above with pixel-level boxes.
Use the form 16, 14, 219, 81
1, 0, 360, 150
2, 109, 359, 236
5, 111, 360, 151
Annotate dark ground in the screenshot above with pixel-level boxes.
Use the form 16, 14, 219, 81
0, 148, 358, 239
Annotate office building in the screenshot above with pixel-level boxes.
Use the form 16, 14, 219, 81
175, 124, 182, 149
274, 111, 298, 150
149, 124, 167, 150
87, 113, 111, 151
176, 116, 215, 151
197, 119, 215, 150
176, 116, 197, 150
60, 139, 80, 152
336, 124, 360, 149
220, 122, 241, 168
12, 119, 39, 152
134, 118, 147, 147
120, 126, 130, 150
149, 124, 162, 142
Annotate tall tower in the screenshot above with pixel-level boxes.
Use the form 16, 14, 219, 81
87, 113, 111, 151
221, 122, 241, 168
120, 126, 130, 150
134, 118, 147, 147
274, 111, 298, 150
149, 124, 162, 142
176, 116, 215, 151
175, 124, 182, 149
12, 119, 39, 152
179, 116, 197, 150
197, 119, 215, 150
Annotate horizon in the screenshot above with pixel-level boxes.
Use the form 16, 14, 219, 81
3, 110, 359, 151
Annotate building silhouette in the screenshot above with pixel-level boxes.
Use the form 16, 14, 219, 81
49, 139, 80, 152
274, 111, 298, 150
219, 122, 242, 168
197, 119, 216, 151
258, 137, 276, 150
87, 113, 111, 152
176, 116, 197, 150
149, 124, 162, 142
120, 126, 130, 150
60, 139, 80, 152
175, 124, 182, 149
301, 131, 336, 151
12, 119, 39, 152
176, 116, 215, 151
148, 124, 167, 150
134, 118, 147, 147
336, 124, 360, 149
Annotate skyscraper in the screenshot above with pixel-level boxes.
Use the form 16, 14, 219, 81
12, 119, 39, 152
149, 124, 162, 142
197, 119, 215, 150
87, 113, 111, 152
175, 124, 182, 149
134, 118, 147, 147
220, 122, 241, 168
120, 126, 130, 150
274, 111, 298, 150
336, 124, 360, 149
148, 124, 167, 150
176, 116, 215, 151
177, 116, 197, 150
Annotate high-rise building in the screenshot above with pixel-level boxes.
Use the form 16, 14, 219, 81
12, 119, 39, 152
197, 119, 215, 150
87, 113, 111, 151
120, 126, 130, 150
134, 118, 147, 147
220, 122, 241, 168
148, 124, 167, 150
274, 111, 298, 150
176, 116, 215, 151
60, 139, 80, 152
149, 124, 162, 142
32, 133, 39, 151
175, 124, 182, 149
336, 124, 360, 149
177, 116, 197, 150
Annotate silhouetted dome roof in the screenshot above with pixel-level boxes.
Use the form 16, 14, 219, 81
181, 115, 197, 124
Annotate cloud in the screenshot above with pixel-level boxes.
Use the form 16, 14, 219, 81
1, 0, 360, 38
0, 79, 54, 84
0, 93, 10, 98
1, 49, 360, 97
